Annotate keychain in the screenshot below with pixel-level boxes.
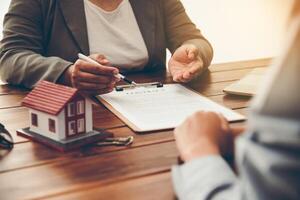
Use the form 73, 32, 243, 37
95, 136, 134, 147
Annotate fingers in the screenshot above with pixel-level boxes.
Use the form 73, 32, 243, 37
174, 110, 223, 161
89, 54, 111, 65
174, 70, 197, 83
183, 57, 203, 80
173, 74, 191, 83
75, 60, 119, 76
186, 45, 199, 60
74, 70, 115, 84
70, 56, 121, 95
189, 58, 203, 74
182, 71, 195, 81
178, 65, 201, 82
171, 66, 192, 82
176, 62, 203, 82
172, 73, 184, 82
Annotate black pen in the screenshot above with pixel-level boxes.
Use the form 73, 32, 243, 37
78, 53, 137, 85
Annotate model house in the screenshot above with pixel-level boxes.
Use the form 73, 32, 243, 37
21, 81, 93, 142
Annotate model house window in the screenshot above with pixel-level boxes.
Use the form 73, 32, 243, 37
31, 113, 38, 126
68, 102, 75, 117
77, 118, 85, 133
68, 121, 76, 135
77, 101, 85, 115
48, 119, 56, 133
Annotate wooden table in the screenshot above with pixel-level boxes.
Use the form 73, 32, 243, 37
0, 58, 271, 200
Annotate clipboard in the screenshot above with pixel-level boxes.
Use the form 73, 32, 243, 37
98, 82, 165, 132
97, 83, 245, 133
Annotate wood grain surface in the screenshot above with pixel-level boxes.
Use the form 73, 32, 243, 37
0, 58, 271, 200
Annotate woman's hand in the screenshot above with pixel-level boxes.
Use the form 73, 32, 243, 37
168, 44, 204, 82
174, 111, 234, 162
62, 54, 120, 95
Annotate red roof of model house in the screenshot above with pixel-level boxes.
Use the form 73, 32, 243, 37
22, 81, 80, 115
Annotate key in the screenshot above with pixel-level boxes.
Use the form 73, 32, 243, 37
95, 136, 134, 147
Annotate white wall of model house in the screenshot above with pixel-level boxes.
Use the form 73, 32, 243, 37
29, 99, 93, 141
85, 100, 93, 133
29, 109, 65, 141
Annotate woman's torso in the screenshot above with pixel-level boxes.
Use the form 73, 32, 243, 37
42, 0, 167, 72
84, 0, 149, 70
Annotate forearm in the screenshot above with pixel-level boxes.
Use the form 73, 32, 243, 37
0, 49, 72, 88
163, 0, 210, 52
163, 0, 213, 72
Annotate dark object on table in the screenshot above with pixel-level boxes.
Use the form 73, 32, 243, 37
96, 136, 134, 147
0, 123, 14, 150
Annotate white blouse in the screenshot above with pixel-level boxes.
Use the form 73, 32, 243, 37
84, 0, 149, 70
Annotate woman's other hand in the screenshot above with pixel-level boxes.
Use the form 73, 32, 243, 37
61, 54, 120, 95
168, 44, 204, 83
174, 111, 234, 162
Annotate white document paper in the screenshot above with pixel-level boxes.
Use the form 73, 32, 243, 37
98, 84, 245, 132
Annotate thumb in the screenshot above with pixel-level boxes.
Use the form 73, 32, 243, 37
187, 45, 198, 60
99, 59, 110, 65
89, 54, 111, 65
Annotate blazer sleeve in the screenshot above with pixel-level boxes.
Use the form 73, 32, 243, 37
162, 0, 213, 68
0, 0, 72, 89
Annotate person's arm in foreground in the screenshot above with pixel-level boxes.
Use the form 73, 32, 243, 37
172, 111, 300, 200
172, 112, 242, 200
162, 0, 213, 82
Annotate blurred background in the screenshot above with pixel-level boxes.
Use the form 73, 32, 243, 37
0, 0, 294, 63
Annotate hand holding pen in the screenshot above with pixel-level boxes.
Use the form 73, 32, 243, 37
78, 54, 137, 86
59, 53, 135, 95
